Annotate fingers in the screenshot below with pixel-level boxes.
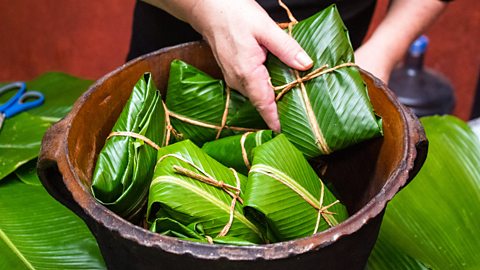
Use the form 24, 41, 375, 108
246, 66, 280, 132
226, 64, 281, 132
257, 23, 313, 71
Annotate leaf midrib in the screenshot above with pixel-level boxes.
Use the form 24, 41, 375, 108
0, 228, 35, 270
151, 176, 262, 237
0, 143, 41, 149
250, 164, 319, 209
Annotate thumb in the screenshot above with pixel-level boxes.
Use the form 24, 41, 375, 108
257, 23, 313, 71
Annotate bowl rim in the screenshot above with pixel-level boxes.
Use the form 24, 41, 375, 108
45, 41, 424, 261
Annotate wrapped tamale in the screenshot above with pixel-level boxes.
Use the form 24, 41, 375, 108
147, 140, 265, 245
244, 134, 348, 242
267, 5, 382, 158
202, 130, 273, 175
91, 73, 167, 220
165, 59, 267, 146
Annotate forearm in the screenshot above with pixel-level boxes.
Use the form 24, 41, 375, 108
368, 0, 447, 66
355, 0, 449, 82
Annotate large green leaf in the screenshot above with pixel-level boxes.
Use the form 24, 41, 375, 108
368, 115, 480, 269
266, 5, 382, 158
0, 175, 105, 269
244, 134, 348, 242
91, 73, 167, 220
0, 113, 51, 181
148, 140, 265, 244
25, 72, 92, 122
15, 159, 41, 186
202, 130, 273, 175
165, 60, 267, 145
0, 72, 92, 181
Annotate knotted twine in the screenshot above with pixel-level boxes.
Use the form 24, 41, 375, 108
274, 0, 359, 155
240, 132, 253, 170
157, 153, 243, 242
106, 129, 244, 242
250, 164, 340, 234
166, 86, 260, 141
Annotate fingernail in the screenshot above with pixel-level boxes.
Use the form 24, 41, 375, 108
295, 51, 313, 68
271, 121, 281, 133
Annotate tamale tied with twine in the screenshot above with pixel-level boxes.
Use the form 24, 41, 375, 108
244, 134, 349, 242
91, 73, 168, 220
267, 1, 383, 158
202, 130, 273, 175
165, 59, 268, 146
147, 140, 266, 245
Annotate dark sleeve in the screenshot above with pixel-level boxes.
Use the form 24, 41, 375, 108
127, 0, 376, 61
126, 1, 201, 61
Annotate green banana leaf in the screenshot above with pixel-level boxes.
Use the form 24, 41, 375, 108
0, 113, 51, 181
367, 235, 428, 270
202, 130, 273, 175
0, 72, 92, 181
25, 72, 93, 122
266, 5, 382, 158
368, 115, 480, 269
244, 134, 348, 242
0, 175, 105, 269
165, 59, 267, 146
148, 140, 265, 245
91, 73, 167, 220
15, 159, 41, 186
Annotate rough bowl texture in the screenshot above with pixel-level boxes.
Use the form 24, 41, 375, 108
37, 41, 427, 270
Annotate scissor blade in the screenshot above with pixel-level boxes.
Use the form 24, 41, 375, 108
0, 113, 4, 131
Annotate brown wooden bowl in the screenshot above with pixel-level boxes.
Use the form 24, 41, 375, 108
37, 41, 427, 270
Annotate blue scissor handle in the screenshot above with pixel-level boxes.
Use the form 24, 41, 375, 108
0, 82, 26, 112
3, 91, 45, 118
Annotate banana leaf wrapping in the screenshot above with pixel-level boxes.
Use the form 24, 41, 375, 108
244, 134, 348, 242
91, 73, 167, 219
267, 5, 382, 158
202, 130, 273, 175
165, 59, 267, 146
147, 140, 265, 245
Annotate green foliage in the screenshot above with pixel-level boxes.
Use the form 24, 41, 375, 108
165, 60, 267, 145
148, 140, 265, 245
368, 115, 480, 269
91, 73, 167, 220
0, 72, 91, 181
202, 130, 273, 175
244, 134, 348, 242
266, 5, 382, 158
0, 176, 105, 269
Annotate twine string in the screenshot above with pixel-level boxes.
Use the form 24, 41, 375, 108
217, 168, 242, 237
107, 131, 161, 150
251, 164, 339, 233
273, 0, 359, 155
167, 86, 259, 136
163, 154, 244, 238
215, 86, 231, 139
240, 132, 253, 170
313, 181, 340, 234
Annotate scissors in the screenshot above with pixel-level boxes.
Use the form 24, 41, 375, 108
0, 81, 45, 130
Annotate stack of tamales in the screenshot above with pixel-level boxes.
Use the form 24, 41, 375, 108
90, 4, 382, 245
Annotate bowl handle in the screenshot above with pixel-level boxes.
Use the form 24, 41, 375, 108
37, 118, 85, 216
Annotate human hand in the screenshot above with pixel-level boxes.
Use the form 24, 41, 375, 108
189, 0, 313, 132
